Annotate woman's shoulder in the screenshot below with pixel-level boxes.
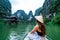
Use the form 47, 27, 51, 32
34, 24, 39, 29
35, 24, 39, 27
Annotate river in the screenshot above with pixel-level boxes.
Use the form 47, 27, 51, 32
0, 22, 60, 40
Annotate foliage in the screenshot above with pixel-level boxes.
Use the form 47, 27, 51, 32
49, 0, 60, 13
43, 17, 50, 24
34, 7, 42, 16
0, 0, 11, 18
50, 0, 60, 25
51, 12, 60, 25
41, 0, 60, 25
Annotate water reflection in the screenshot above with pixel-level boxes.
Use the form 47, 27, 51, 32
8, 31, 21, 40
8, 24, 51, 40
8, 23, 34, 40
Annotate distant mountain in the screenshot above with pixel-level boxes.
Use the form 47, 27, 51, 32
27, 11, 34, 21
13, 10, 28, 21
13, 10, 35, 22
34, 7, 42, 16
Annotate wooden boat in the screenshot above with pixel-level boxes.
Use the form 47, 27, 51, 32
24, 33, 48, 40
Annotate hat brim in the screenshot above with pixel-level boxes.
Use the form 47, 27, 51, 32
35, 15, 44, 23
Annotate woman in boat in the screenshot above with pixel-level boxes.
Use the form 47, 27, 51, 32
24, 14, 46, 40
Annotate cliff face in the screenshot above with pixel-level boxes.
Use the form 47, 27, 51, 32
13, 10, 28, 21
13, 10, 35, 22
34, 7, 42, 16
41, 0, 60, 23
27, 11, 34, 21
0, 0, 11, 17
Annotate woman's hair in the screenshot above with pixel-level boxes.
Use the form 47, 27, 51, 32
36, 20, 46, 36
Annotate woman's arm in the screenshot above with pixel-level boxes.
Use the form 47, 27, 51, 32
30, 25, 38, 34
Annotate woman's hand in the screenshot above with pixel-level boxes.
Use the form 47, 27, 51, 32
30, 31, 33, 34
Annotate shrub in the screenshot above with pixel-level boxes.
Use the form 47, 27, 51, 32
51, 12, 60, 24
43, 17, 50, 24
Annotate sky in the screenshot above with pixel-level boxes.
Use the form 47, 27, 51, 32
9, 0, 45, 15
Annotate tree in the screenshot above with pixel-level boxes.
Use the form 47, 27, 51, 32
0, 0, 11, 18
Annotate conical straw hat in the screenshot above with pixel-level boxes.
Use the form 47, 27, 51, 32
35, 15, 44, 23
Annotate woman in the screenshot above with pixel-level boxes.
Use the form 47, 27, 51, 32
24, 15, 47, 40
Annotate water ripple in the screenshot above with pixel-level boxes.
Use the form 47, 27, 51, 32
8, 31, 21, 40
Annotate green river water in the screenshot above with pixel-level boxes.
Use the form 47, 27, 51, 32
0, 22, 60, 40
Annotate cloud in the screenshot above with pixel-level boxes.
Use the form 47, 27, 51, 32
9, 0, 45, 15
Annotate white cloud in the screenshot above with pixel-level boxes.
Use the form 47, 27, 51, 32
9, 0, 45, 15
